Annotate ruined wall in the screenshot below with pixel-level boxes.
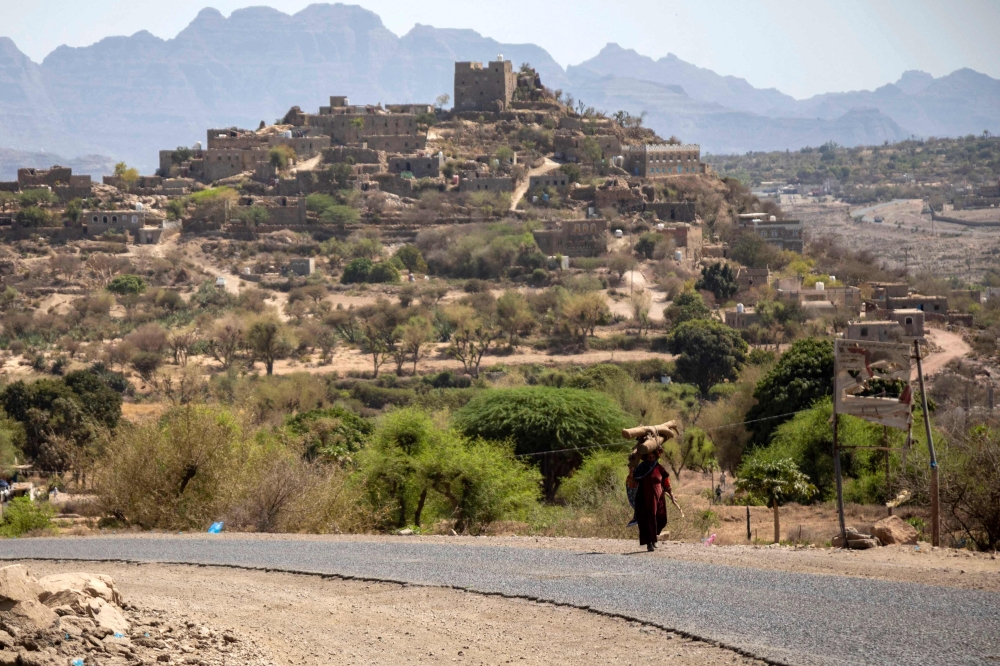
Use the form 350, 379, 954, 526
532, 220, 607, 257
646, 201, 695, 222
459, 176, 513, 193
18, 166, 72, 188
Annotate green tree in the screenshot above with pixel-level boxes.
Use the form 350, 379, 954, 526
745, 338, 834, 447
64, 198, 84, 224
269, 145, 296, 169
663, 291, 711, 329
736, 457, 817, 543
15, 206, 51, 228
729, 232, 783, 270
559, 163, 582, 183
446, 305, 502, 377
454, 386, 631, 498
496, 291, 536, 348
283, 405, 372, 463
107, 274, 147, 296
634, 232, 663, 260
697, 262, 740, 301
234, 206, 270, 227
341, 258, 372, 284
394, 245, 428, 273
368, 262, 401, 284
397, 316, 434, 374
113, 162, 140, 188
356, 408, 540, 532
671, 319, 748, 395
320, 205, 360, 226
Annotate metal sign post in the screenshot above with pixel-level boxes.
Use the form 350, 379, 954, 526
913, 340, 940, 547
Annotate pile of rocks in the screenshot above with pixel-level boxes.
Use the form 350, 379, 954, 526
0, 565, 275, 666
832, 515, 920, 550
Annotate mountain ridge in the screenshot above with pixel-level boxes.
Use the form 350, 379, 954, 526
1, 4, 997, 170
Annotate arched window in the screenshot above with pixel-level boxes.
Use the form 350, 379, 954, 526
103, 216, 108, 224
574, 224, 580, 233
860, 328, 869, 337
905, 317, 913, 325
591, 224, 597, 233
111, 216, 117, 223
92, 216, 98, 223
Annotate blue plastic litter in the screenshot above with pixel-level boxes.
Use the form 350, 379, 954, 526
208, 522, 224, 534
114, 632, 125, 639
72, 660, 84, 666
65, 633, 71, 640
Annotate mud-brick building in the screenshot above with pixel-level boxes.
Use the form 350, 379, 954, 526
388, 154, 444, 178
623, 144, 704, 178
454, 60, 517, 112
533, 220, 608, 257
458, 172, 513, 193
657, 223, 703, 261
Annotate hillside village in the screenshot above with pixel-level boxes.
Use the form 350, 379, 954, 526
0, 54, 996, 563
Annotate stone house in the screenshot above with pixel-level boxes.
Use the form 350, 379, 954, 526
389, 154, 444, 178
17, 166, 72, 189
657, 223, 703, 261
532, 220, 607, 257
553, 133, 621, 163
623, 144, 703, 178
459, 172, 513, 193
454, 60, 517, 112
735, 267, 772, 292
645, 201, 695, 222
890, 309, 925, 337
529, 173, 571, 192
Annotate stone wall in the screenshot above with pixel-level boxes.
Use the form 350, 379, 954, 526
459, 175, 513, 193
388, 155, 443, 178
532, 220, 608, 257
454, 60, 517, 112
646, 201, 695, 222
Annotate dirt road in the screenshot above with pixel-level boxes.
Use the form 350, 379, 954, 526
918, 327, 972, 378
510, 158, 561, 210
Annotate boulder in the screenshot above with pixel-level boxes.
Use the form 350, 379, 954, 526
86, 597, 129, 636
872, 515, 919, 545
0, 651, 15, 666
0, 566, 45, 608
38, 588, 88, 613
37, 573, 121, 606
7, 599, 57, 630
56, 615, 96, 639
847, 537, 881, 550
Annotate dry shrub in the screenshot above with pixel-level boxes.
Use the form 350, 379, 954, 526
94, 404, 373, 532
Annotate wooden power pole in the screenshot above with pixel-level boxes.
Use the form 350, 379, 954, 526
913, 340, 940, 547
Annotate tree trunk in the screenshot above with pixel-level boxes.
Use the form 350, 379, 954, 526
414, 487, 429, 527
772, 497, 780, 544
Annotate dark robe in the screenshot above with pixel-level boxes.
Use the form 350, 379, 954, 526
634, 462, 670, 546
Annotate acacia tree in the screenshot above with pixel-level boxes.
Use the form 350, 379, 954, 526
561, 292, 609, 347
207, 317, 245, 370
398, 316, 434, 375
736, 457, 817, 543
357, 300, 403, 377
496, 291, 536, 348
247, 319, 292, 376
447, 305, 502, 378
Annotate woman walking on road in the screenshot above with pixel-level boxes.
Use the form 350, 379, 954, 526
631, 448, 682, 551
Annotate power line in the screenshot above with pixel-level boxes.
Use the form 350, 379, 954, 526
513, 408, 813, 458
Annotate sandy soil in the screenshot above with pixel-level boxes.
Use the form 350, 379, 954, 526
18, 561, 763, 666
919, 327, 972, 378
784, 196, 1000, 280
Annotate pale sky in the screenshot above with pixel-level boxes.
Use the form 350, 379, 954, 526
3, 0, 999, 99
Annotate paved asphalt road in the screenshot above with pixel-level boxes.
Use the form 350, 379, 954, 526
1, 536, 998, 665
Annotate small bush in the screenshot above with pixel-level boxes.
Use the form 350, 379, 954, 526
0, 497, 55, 537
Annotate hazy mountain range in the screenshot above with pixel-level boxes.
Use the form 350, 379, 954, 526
1, 4, 998, 174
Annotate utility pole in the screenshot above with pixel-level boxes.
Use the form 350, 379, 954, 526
913, 340, 940, 547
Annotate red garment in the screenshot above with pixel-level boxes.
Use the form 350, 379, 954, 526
635, 463, 671, 546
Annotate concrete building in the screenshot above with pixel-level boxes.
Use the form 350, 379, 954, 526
885, 295, 948, 314
724, 306, 761, 330
288, 258, 316, 276
623, 144, 703, 178
777, 281, 863, 316
84, 210, 147, 239
890, 309, 925, 337
529, 173, 571, 192
532, 220, 608, 257
736, 214, 804, 253
870, 282, 909, 299
847, 321, 903, 343
454, 60, 517, 112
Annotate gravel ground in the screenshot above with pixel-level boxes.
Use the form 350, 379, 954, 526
1, 536, 998, 665
20, 561, 762, 666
